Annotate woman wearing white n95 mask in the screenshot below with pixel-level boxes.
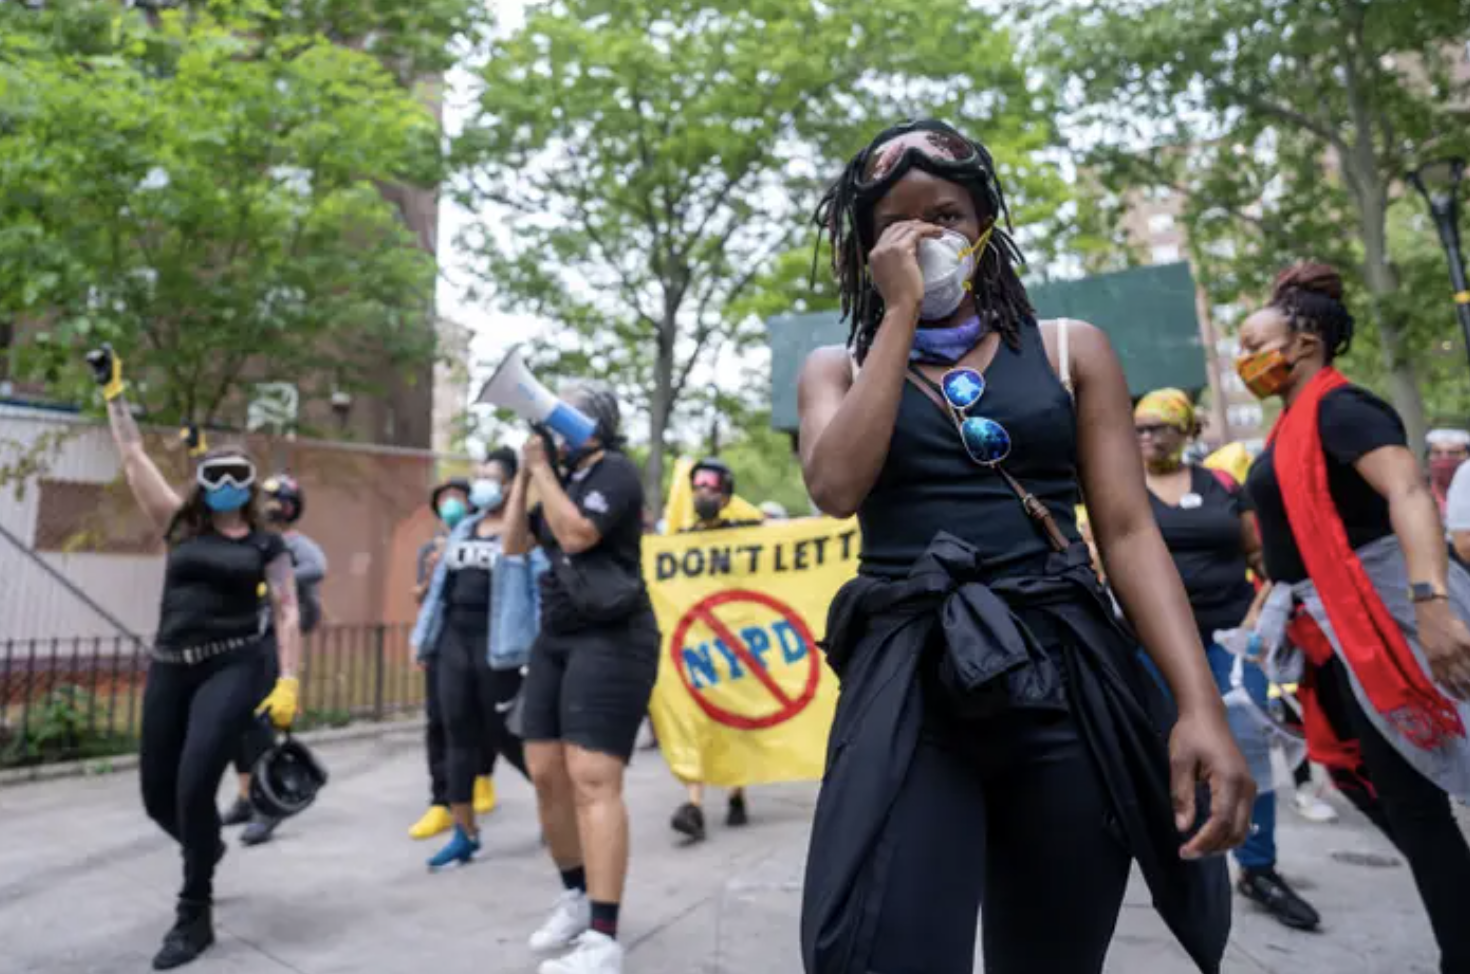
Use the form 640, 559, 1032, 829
410, 447, 539, 870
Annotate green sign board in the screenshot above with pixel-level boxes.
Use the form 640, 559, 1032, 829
766, 261, 1206, 432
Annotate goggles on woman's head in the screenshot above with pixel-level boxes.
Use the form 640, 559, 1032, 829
197, 456, 256, 491
854, 121, 999, 207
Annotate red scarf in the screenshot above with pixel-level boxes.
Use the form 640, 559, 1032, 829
1271, 367, 1464, 748
1286, 611, 1361, 771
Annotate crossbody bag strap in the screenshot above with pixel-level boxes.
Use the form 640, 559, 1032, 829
905, 365, 1070, 554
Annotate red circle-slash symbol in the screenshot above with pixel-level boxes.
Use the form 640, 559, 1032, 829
669, 589, 820, 730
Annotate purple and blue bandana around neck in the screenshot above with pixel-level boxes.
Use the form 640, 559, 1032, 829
909, 315, 987, 365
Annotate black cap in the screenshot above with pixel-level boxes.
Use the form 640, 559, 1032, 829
430, 478, 472, 511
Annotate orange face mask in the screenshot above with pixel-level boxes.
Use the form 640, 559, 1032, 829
1235, 348, 1293, 399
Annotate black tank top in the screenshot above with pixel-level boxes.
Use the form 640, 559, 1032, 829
858, 322, 1082, 578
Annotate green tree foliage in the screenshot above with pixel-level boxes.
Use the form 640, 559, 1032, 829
1032, 0, 1470, 444
0, 1, 468, 430
454, 0, 1068, 496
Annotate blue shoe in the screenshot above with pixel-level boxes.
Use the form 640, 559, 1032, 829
426, 825, 480, 871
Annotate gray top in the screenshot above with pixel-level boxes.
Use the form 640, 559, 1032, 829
285, 532, 328, 585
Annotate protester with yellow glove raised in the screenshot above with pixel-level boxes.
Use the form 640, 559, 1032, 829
86, 343, 304, 971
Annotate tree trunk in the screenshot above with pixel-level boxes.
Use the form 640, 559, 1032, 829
1334, 9, 1426, 447
645, 320, 676, 515
1357, 181, 1427, 448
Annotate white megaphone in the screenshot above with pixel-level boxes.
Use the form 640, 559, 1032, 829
477, 346, 599, 448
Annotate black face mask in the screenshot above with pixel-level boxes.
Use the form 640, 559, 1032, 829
265, 507, 290, 525
694, 496, 724, 522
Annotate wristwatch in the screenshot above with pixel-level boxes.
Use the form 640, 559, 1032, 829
1409, 582, 1449, 604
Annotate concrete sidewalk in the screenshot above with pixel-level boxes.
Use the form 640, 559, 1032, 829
0, 728, 1445, 974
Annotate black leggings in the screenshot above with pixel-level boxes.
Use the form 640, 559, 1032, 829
437, 624, 527, 805
1334, 661, 1470, 973
232, 650, 278, 776
868, 706, 1131, 974
140, 645, 272, 904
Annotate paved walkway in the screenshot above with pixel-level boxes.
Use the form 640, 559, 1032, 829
0, 727, 1448, 973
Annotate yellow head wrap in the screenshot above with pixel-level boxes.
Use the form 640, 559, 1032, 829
1134, 388, 1196, 433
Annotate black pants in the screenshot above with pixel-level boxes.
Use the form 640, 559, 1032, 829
437, 624, 527, 805
425, 656, 449, 806
1334, 661, 1470, 973
140, 645, 272, 904
1306, 657, 1392, 834
424, 654, 499, 806
231, 650, 278, 776
868, 704, 1131, 974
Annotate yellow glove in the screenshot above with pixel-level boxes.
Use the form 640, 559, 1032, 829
257, 676, 300, 730
178, 424, 209, 458
85, 344, 126, 401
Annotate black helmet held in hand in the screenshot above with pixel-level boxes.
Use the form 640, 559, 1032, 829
250, 727, 328, 819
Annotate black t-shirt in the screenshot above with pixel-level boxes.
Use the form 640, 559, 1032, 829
442, 532, 501, 630
531, 452, 646, 626
1150, 466, 1255, 635
156, 530, 287, 648
1246, 386, 1406, 584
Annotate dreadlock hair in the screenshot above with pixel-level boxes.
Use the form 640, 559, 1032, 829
561, 381, 625, 451
814, 119, 1034, 365
1269, 262, 1355, 363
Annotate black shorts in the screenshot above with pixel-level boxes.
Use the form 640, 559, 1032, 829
520, 608, 660, 762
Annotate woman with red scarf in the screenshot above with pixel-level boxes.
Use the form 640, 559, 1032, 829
1239, 262, 1470, 973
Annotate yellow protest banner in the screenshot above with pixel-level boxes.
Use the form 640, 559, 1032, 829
644, 517, 859, 788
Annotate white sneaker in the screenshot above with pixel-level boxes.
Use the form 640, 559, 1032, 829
538, 931, 623, 974
528, 890, 591, 952
1293, 784, 1339, 823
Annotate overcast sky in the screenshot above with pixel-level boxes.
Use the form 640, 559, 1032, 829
434, 0, 535, 384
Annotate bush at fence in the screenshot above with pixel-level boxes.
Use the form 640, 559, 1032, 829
1, 684, 135, 768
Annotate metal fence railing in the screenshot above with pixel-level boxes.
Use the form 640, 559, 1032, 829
0, 624, 423, 769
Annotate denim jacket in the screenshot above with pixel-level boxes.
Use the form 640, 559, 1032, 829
409, 511, 548, 670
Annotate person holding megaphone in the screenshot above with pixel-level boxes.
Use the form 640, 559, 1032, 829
490, 365, 659, 974
84, 345, 302, 971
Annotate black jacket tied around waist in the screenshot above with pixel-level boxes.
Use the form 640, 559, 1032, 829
800, 533, 1230, 974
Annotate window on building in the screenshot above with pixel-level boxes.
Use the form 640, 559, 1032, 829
1150, 244, 1181, 264
1147, 213, 1175, 234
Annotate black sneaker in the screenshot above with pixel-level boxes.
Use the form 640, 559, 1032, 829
219, 797, 252, 828
1237, 867, 1321, 931
152, 901, 214, 970
240, 813, 281, 847
670, 802, 706, 842
726, 792, 749, 828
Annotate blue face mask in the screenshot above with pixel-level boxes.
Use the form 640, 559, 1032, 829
470, 478, 504, 512
438, 497, 468, 528
204, 484, 251, 513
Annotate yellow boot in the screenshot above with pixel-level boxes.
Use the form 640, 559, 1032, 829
409, 805, 454, 840
473, 776, 497, 816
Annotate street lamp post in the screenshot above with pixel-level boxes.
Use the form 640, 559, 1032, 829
1408, 158, 1470, 371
